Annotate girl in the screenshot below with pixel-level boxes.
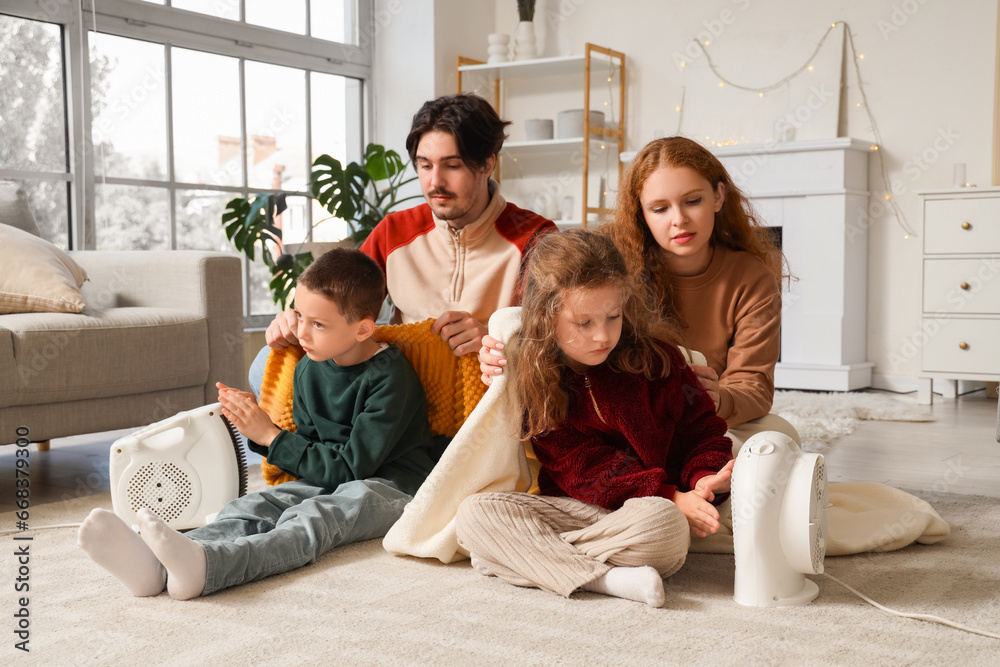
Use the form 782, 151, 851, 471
455, 229, 734, 607
482, 136, 793, 447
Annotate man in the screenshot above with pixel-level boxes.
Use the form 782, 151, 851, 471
249, 94, 555, 394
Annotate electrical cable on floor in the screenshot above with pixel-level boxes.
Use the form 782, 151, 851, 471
0, 523, 82, 537
823, 572, 1000, 640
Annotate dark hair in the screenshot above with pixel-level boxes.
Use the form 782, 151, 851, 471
297, 248, 385, 322
405, 94, 511, 171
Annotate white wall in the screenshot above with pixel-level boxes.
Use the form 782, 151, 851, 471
373, 0, 495, 201
376, 0, 998, 390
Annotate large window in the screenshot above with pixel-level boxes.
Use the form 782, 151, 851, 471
0, 0, 369, 324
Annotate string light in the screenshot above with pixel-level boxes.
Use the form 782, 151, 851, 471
674, 21, 915, 237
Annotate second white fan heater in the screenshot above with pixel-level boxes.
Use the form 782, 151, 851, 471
110, 403, 248, 531
731, 431, 828, 607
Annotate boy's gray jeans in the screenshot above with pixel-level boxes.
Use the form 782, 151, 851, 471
186, 477, 410, 596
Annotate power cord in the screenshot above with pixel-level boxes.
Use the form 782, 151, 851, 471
823, 571, 1000, 640
0, 523, 82, 537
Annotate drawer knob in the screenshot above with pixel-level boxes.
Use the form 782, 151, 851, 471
960, 281, 970, 290
959, 342, 969, 350
961, 221, 972, 230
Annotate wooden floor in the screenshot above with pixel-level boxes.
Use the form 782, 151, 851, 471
0, 391, 996, 515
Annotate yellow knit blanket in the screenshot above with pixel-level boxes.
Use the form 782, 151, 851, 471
256, 320, 487, 485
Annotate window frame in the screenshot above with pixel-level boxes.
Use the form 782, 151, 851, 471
1, 0, 372, 327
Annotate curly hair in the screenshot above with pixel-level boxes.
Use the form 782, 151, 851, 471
507, 229, 679, 439
601, 136, 784, 320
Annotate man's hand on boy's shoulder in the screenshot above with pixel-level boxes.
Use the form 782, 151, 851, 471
431, 310, 487, 357
216, 382, 281, 447
265, 307, 299, 348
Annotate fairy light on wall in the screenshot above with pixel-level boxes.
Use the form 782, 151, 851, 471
672, 20, 915, 238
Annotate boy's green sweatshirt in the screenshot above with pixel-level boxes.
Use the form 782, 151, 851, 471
248, 344, 438, 495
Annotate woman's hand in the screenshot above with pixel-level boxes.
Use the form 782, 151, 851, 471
216, 382, 280, 447
478, 334, 506, 386
691, 365, 720, 409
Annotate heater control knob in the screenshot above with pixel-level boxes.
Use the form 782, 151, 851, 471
747, 440, 775, 455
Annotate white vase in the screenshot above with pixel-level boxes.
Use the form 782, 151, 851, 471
513, 20, 537, 61
487, 33, 510, 64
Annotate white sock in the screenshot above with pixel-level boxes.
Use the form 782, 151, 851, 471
581, 566, 666, 607
136, 508, 207, 601
77, 508, 165, 597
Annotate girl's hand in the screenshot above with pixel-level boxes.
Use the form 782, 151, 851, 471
672, 490, 722, 538
693, 459, 735, 502
216, 382, 280, 447
478, 334, 506, 386
690, 365, 720, 409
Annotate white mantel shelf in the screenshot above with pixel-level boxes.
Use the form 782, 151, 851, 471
712, 137, 875, 391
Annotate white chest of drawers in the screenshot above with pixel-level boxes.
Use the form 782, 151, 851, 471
917, 188, 1000, 404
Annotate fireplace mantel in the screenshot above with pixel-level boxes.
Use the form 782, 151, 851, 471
712, 138, 875, 391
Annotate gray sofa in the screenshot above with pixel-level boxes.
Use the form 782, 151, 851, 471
1, 184, 243, 446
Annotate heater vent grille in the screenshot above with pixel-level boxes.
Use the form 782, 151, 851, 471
127, 461, 193, 522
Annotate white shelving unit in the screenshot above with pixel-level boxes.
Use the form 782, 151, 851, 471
456, 44, 626, 227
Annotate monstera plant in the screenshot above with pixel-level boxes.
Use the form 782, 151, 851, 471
222, 143, 419, 309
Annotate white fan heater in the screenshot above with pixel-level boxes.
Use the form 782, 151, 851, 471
110, 403, 248, 530
731, 431, 828, 607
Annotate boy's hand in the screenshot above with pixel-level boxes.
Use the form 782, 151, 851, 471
216, 382, 280, 447
432, 311, 487, 357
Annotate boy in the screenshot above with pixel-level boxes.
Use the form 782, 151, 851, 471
78, 248, 439, 599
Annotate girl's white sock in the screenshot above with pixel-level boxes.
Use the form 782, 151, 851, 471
582, 566, 666, 607
136, 508, 207, 601
77, 508, 166, 597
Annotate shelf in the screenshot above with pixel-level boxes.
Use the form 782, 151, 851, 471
458, 54, 588, 79
457, 44, 626, 227
503, 137, 617, 156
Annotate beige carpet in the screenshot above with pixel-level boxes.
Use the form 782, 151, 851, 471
3, 466, 999, 665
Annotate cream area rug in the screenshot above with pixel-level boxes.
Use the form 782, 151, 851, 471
772, 390, 933, 453
2, 466, 998, 665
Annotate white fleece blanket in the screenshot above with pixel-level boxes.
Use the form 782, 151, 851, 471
383, 307, 532, 563
383, 308, 950, 563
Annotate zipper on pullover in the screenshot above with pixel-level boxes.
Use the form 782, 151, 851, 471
583, 375, 607, 425
449, 225, 465, 303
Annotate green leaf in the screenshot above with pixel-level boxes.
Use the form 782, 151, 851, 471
363, 143, 406, 182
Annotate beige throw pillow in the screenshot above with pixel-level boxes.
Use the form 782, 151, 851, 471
0, 224, 88, 314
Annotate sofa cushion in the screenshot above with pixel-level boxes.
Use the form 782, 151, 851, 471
0, 307, 209, 409
0, 181, 43, 237
0, 224, 88, 314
